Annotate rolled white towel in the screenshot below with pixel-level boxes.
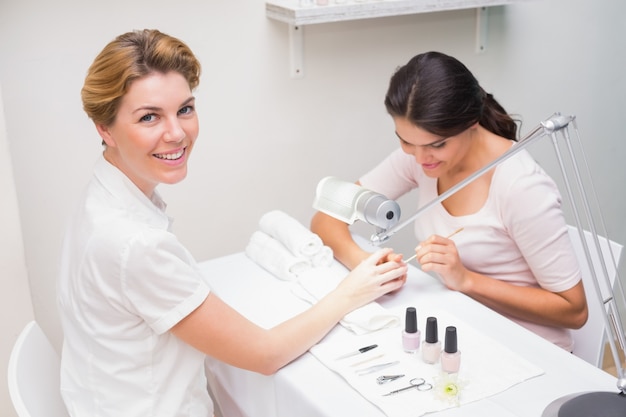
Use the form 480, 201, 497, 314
259, 210, 323, 258
293, 265, 399, 335
311, 245, 334, 267
245, 231, 311, 281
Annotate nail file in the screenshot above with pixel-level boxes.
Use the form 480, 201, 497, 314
404, 227, 464, 263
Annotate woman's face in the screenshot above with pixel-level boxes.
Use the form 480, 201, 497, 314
393, 117, 470, 178
97, 71, 198, 197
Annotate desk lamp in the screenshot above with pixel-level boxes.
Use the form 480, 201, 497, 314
313, 176, 401, 235
313, 113, 626, 416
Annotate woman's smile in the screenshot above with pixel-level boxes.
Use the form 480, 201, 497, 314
153, 147, 186, 161
422, 161, 441, 171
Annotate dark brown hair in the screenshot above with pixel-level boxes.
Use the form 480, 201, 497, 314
384, 51, 518, 140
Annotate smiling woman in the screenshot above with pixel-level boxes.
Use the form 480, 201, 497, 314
57, 29, 408, 417
81, 30, 200, 197
95, 72, 198, 196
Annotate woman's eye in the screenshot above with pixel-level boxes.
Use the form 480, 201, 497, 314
429, 141, 447, 149
140, 113, 156, 123
179, 105, 194, 115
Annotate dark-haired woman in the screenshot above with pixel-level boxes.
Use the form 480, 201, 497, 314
311, 51, 587, 351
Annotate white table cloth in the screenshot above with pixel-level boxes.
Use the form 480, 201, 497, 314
200, 251, 618, 417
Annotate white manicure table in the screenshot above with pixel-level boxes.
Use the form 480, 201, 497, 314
200, 250, 617, 417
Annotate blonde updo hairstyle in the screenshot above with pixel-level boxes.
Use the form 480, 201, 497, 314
81, 29, 201, 127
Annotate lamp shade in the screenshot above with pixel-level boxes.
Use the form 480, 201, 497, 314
312, 176, 400, 233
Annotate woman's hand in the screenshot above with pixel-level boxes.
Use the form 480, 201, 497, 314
380, 250, 408, 290
414, 234, 588, 331
334, 248, 408, 309
415, 234, 469, 292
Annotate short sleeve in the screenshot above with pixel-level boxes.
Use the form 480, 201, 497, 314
497, 157, 581, 292
120, 229, 211, 334
359, 149, 420, 200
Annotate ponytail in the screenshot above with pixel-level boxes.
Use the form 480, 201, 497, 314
479, 91, 519, 141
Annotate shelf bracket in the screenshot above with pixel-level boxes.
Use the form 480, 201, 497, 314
289, 24, 304, 78
284, 6, 491, 77
475, 6, 489, 53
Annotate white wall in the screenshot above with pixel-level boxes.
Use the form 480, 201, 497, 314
1, 0, 625, 415
0, 81, 35, 415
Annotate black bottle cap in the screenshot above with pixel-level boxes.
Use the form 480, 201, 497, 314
425, 317, 438, 343
405, 307, 417, 333
444, 326, 457, 353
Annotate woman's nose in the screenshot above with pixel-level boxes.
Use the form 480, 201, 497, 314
164, 118, 185, 142
410, 146, 429, 164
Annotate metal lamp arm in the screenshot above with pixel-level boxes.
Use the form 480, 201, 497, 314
370, 114, 573, 244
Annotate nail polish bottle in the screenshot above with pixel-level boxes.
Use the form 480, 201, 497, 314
402, 307, 421, 353
441, 326, 461, 373
422, 316, 441, 364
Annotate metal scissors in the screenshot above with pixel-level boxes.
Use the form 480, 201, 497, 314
382, 378, 433, 396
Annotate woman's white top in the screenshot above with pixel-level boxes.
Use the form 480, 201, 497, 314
58, 155, 213, 416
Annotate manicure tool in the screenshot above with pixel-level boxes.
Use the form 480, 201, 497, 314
335, 344, 378, 360
405, 227, 464, 263
355, 360, 399, 376
350, 353, 384, 367
376, 374, 405, 385
382, 378, 433, 396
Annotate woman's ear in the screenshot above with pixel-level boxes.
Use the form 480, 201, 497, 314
96, 123, 116, 148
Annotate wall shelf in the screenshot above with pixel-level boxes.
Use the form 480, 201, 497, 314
267, 0, 523, 26
266, 0, 530, 78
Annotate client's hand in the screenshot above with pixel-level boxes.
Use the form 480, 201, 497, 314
334, 248, 408, 311
385, 251, 408, 291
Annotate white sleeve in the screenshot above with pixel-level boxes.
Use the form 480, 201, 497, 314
121, 229, 211, 334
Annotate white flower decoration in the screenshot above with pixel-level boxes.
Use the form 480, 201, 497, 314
433, 372, 468, 406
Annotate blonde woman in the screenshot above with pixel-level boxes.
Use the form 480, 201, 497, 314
58, 29, 407, 417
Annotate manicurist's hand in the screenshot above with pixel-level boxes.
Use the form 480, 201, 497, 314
333, 248, 408, 310
416, 234, 469, 292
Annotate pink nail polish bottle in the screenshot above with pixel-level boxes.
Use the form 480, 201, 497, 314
422, 316, 441, 364
441, 326, 461, 373
402, 307, 421, 354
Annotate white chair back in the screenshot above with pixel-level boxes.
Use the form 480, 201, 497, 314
7, 321, 69, 417
569, 226, 623, 368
